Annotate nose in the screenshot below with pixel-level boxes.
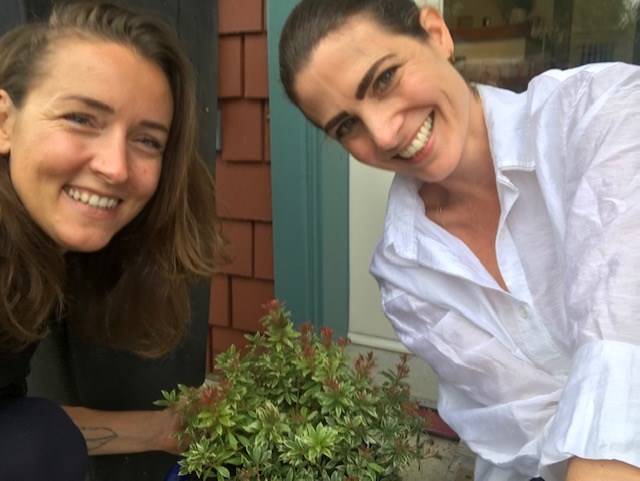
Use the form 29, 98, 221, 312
363, 108, 403, 152
91, 131, 129, 184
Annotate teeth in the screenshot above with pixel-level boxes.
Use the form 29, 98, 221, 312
399, 114, 433, 159
66, 187, 119, 210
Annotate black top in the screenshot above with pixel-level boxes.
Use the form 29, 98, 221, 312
0, 343, 38, 399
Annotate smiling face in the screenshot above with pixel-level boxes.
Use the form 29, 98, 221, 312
294, 9, 485, 183
0, 38, 173, 252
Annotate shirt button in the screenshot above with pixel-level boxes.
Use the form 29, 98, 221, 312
519, 306, 529, 319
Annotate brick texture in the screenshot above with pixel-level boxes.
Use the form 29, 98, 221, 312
208, 0, 274, 369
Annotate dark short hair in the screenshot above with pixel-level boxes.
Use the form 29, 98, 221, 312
279, 0, 425, 105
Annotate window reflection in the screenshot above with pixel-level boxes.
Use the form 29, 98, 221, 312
444, 0, 640, 90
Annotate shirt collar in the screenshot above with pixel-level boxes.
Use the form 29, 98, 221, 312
476, 84, 535, 173
382, 174, 423, 261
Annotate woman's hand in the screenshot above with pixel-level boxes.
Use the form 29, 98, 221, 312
567, 457, 640, 481
153, 406, 187, 455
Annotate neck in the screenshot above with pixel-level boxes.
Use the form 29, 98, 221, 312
429, 93, 496, 206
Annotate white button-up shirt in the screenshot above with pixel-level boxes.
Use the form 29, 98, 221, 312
369, 62, 640, 481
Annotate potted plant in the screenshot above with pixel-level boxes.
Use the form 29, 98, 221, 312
157, 300, 434, 481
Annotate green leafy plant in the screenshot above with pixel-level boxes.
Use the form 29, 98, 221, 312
157, 300, 432, 481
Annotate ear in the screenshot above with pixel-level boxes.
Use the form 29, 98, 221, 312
418, 7, 455, 60
0, 89, 16, 155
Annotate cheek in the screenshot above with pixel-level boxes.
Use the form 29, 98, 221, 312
11, 131, 85, 177
133, 162, 163, 198
343, 137, 379, 165
7, 145, 42, 193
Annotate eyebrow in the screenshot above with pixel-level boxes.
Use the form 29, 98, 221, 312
322, 54, 394, 134
356, 54, 393, 99
323, 112, 350, 134
61, 95, 170, 134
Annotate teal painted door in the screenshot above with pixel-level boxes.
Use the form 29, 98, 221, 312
266, 0, 350, 336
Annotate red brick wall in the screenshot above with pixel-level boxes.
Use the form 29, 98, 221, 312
208, 0, 274, 371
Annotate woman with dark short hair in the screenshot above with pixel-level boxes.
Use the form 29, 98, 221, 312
279, 1, 640, 480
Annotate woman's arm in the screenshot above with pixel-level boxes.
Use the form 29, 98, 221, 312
567, 458, 640, 481
62, 406, 184, 455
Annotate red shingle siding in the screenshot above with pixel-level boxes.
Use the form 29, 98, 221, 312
209, 0, 273, 365
254, 222, 274, 280
218, 36, 243, 98
244, 34, 269, 98
210, 275, 230, 327
210, 326, 251, 355
263, 103, 271, 163
216, 162, 272, 221
218, 0, 263, 34
218, 220, 253, 277
220, 100, 263, 162
231, 278, 276, 332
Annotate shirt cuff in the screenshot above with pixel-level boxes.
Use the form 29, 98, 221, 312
541, 340, 640, 475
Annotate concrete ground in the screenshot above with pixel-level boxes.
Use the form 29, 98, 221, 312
400, 437, 475, 481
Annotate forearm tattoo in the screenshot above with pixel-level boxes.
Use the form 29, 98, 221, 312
80, 427, 118, 452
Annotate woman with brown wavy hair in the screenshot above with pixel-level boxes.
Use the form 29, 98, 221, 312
0, 2, 224, 479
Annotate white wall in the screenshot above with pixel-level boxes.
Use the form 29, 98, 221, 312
348, 159, 439, 404
347, 161, 396, 345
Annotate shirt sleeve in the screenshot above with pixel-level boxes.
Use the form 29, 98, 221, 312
377, 288, 561, 481
539, 63, 640, 476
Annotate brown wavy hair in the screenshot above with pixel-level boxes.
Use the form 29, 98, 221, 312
0, 1, 225, 357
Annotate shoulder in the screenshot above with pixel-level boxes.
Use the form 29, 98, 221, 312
477, 63, 640, 127
516, 62, 640, 157
0, 343, 37, 399
531, 62, 627, 84
526, 62, 639, 113
530, 63, 640, 143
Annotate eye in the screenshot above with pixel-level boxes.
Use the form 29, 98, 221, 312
138, 136, 162, 150
134, 134, 165, 154
335, 117, 360, 140
62, 112, 93, 126
373, 66, 398, 95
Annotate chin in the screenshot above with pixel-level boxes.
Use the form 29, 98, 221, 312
59, 236, 113, 253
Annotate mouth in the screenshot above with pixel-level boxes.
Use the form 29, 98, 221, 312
398, 112, 434, 159
64, 186, 120, 210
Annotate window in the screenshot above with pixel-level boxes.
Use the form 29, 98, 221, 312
444, 0, 640, 91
